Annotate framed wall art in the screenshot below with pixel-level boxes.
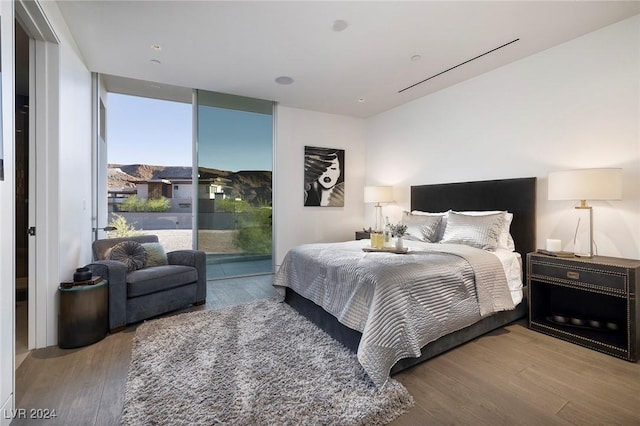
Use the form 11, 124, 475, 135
303, 146, 344, 207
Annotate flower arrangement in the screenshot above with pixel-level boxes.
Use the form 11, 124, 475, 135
387, 223, 407, 238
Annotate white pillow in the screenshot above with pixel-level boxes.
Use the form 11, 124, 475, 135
440, 211, 505, 251
454, 210, 515, 252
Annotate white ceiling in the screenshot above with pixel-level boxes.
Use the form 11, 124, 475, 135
57, 1, 640, 118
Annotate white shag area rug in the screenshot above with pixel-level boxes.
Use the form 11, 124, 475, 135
121, 299, 414, 425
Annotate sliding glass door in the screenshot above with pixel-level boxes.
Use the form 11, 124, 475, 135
195, 90, 273, 279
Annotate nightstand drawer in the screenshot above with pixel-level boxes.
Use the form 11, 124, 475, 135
530, 261, 626, 293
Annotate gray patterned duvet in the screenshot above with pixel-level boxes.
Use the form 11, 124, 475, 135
274, 239, 515, 387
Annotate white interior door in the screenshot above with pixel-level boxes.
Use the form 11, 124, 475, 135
26, 37, 36, 349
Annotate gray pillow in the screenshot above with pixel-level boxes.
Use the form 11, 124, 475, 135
141, 242, 168, 267
440, 211, 505, 251
107, 240, 147, 272
410, 210, 448, 241
401, 212, 442, 243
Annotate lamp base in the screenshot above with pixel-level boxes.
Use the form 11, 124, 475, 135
374, 204, 383, 232
573, 206, 593, 258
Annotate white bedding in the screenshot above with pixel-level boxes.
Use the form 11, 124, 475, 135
400, 240, 523, 304
492, 249, 523, 305
274, 239, 520, 387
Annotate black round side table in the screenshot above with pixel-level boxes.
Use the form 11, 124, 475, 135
58, 279, 108, 349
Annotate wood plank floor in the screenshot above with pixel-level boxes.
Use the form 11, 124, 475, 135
14, 275, 640, 425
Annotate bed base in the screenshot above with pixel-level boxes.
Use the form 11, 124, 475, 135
285, 287, 527, 375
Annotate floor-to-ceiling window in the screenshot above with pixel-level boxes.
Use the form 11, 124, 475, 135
195, 90, 273, 279
105, 93, 193, 252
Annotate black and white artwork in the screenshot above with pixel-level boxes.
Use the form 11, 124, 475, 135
304, 146, 345, 207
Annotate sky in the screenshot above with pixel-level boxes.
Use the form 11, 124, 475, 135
107, 93, 272, 172
107, 94, 192, 167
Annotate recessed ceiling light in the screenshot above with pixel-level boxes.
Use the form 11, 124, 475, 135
150, 59, 161, 65
151, 44, 162, 51
411, 55, 422, 62
275, 76, 294, 85
332, 19, 348, 32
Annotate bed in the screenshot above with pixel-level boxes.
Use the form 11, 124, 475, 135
275, 177, 536, 386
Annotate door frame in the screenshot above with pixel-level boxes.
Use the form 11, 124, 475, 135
0, 3, 16, 423
15, 0, 60, 349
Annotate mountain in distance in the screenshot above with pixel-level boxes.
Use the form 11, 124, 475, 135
108, 164, 272, 205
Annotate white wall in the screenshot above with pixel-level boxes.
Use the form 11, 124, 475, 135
173, 183, 192, 200
0, 2, 16, 423
366, 15, 640, 260
38, 2, 94, 346
274, 106, 365, 266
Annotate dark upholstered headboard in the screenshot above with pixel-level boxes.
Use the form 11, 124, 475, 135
411, 177, 537, 276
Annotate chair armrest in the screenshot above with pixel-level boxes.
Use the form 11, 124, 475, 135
167, 250, 206, 303
86, 260, 128, 332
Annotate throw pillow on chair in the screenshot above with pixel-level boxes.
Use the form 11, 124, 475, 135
107, 240, 147, 272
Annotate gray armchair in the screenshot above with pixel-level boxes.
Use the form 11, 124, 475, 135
86, 235, 206, 332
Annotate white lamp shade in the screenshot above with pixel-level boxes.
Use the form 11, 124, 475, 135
548, 168, 622, 201
364, 186, 394, 203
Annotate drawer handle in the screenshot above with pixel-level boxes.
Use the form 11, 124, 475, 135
566, 271, 580, 280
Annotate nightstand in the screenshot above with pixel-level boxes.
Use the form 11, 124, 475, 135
527, 252, 640, 362
355, 231, 370, 240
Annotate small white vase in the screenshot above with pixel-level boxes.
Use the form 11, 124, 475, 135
395, 237, 404, 250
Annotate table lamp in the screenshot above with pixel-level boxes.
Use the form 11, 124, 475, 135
364, 185, 394, 231
548, 168, 622, 257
